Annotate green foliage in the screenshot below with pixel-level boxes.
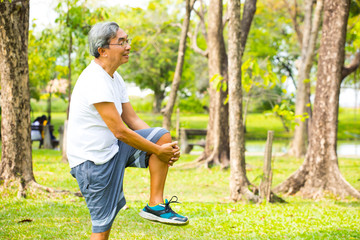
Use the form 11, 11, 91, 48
242, 58, 280, 93
338, 108, 360, 140
54, 0, 97, 81
118, 2, 181, 99
28, 0, 109, 102
0, 151, 359, 239
246, 1, 299, 61
210, 73, 226, 92
129, 95, 153, 113
99, 0, 199, 111
177, 94, 208, 113
28, 29, 58, 100
31, 98, 68, 113
347, 1, 360, 51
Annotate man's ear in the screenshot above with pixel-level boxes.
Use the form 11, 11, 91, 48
98, 47, 107, 57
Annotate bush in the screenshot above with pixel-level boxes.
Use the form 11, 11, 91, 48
177, 94, 208, 113
129, 95, 153, 113
31, 97, 68, 113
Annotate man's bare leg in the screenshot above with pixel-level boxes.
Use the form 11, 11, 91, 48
90, 228, 111, 240
148, 132, 172, 206
140, 132, 188, 224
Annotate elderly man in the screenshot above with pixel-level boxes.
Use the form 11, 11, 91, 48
67, 22, 188, 240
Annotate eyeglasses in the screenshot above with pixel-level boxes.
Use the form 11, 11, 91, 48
108, 39, 132, 47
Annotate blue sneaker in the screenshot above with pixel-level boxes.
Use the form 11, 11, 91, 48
139, 196, 189, 225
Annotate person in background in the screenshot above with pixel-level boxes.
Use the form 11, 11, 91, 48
31, 115, 47, 148
67, 22, 189, 240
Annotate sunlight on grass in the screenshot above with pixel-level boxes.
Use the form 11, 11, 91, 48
1, 149, 359, 239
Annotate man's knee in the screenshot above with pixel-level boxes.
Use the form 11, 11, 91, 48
156, 131, 172, 145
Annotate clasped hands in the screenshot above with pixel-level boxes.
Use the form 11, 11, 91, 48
157, 141, 181, 166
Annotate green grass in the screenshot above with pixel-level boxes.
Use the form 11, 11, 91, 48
338, 110, 360, 140
0, 150, 359, 239
39, 109, 360, 141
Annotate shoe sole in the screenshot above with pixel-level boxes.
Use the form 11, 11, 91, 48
139, 210, 189, 225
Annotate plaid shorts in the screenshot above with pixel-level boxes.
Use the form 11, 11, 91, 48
70, 127, 169, 233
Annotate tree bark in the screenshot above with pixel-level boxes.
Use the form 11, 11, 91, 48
162, 0, 196, 130
239, 0, 257, 58
274, 0, 360, 199
196, 0, 230, 168
153, 89, 165, 113
0, 0, 34, 196
288, 0, 323, 158
228, 0, 257, 202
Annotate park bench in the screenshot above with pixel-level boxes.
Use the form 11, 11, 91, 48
180, 128, 207, 154
31, 124, 59, 149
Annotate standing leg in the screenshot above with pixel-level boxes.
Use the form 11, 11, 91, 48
148, 132, 171, 206
90, 228, 111, 240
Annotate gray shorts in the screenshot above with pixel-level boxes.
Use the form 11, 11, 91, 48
70, 127, 169, 233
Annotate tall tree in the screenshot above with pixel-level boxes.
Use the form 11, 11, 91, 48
228, 0, 259, 202
287, 0, 324, 157
192, 0, 257, 168
0, 0, 34, 197
274, 0, 360, 199
194, 0, 230, 168
162, 0, 196, 130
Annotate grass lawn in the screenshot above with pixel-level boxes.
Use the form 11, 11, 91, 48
0, 150, 359, 239
33, 108, 360, 141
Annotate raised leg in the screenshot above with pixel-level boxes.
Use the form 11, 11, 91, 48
148, 132, 171, 206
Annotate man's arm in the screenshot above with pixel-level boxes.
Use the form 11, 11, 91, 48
94, 102, 178, 164
121, 102, 149, 130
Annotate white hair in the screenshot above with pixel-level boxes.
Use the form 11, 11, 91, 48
88, 22, 120, 58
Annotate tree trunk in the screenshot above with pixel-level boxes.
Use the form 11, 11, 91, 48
228, 0, 252, 201
196, 0, 230, 168
228, 0, 258, 202
288, 0, 323, 158
153, 90, 165, 113
274, 0, 360, 199
162, 0, 195, 130
0, 0, 34, 197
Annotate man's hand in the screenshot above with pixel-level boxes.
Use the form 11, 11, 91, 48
157, 141, 181, 166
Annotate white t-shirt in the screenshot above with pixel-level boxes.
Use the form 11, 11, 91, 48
67, 60, 129, 168
31, 121, 42, 141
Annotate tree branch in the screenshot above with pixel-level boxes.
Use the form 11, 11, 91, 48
190, 0, 208, 57
283, 0, 303, 47
342, 50, 360, 80
188, 21, 208, 57
240, 0, 257, 57
193, 0, 207, 41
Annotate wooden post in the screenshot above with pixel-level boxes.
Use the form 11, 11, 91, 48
259, 130, 274, 202
58, 125, 64, 151
43, 125, 53, 149
62, 120, 68, 163
180, 128, 188, 154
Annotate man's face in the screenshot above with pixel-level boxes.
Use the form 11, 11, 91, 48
106, 29, 131, 66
